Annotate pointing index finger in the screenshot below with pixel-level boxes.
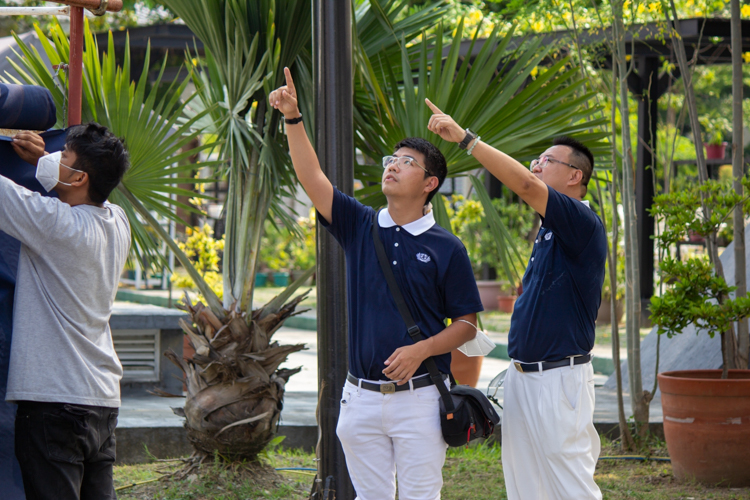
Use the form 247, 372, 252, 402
425, 98, 443, 115
284, 67, 296, 93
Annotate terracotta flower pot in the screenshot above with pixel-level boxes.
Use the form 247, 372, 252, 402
658, 369, 750, 487
450, 348, 483, 387
476, 280, 501, 311
705, 142, 728, 160
596, 298, 624, 326
497, 294, 517, 313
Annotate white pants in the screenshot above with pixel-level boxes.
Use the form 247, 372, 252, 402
336, 379, 448, 500
502, 361, 602, 500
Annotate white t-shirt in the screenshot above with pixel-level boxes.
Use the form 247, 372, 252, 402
0, 174, 130, 407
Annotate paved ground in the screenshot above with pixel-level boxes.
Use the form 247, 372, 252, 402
119, 327, 661, 431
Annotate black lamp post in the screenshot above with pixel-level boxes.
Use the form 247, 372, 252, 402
312, 0, 355, 498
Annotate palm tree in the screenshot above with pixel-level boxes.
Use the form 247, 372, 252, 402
5, 16, 313, 460
353, 18, 609, 277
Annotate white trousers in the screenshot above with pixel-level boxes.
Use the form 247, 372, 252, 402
501, 361, 602, 500
336, 379, 448, 500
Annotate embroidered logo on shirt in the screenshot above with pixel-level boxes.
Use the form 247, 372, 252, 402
544, 232, 553, 241
416, 253, 431, 263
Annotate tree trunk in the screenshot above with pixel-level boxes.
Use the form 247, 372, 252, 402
730, 0, 748, 369
610, 0, 650, 441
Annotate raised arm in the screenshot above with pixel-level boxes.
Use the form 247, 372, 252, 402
425, 99, 550, 217
269, 67, 334, 223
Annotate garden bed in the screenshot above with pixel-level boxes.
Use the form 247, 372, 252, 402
114, 443, 750, 499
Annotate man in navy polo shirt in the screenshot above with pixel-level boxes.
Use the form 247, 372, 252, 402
270, 69, 483, 499
427, 100, 605, 500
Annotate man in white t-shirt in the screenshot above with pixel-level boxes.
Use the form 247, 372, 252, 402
2, 124, 130, 500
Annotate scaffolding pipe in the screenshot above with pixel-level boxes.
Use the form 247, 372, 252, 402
0, 7, 70, 16
46, 0, 123, 13
68, 6, 84, 126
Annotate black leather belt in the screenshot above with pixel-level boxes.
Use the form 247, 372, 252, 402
513, 354, 592, 373
346, 372, 447, 394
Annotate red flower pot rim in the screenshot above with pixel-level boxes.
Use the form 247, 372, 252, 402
658, 369, 750, 396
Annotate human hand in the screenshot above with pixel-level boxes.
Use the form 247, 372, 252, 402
11, 131, 46, 166
268, 67, 300, 120
383, 343, 430, 386
426, 98, 466, 143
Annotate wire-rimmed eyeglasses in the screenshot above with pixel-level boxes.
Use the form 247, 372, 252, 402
530, 155, 581, 171
382, 155, 429, 174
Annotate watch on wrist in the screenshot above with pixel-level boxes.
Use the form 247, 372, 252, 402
285, 113, 303, 125
458, 128, 478, 150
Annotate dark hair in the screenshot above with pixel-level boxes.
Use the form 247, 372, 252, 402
553, 136, 594, 193
393, 137, 447, 204
66, 122, 129, 204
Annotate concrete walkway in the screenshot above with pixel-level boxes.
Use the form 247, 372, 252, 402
117, 326, 660, 463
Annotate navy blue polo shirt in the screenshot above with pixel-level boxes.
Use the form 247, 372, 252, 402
319, 188, 484, 381
508, 186, 607, 362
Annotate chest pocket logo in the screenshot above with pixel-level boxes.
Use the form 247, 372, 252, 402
544, 232, 553, 241
416, 253, 431, 263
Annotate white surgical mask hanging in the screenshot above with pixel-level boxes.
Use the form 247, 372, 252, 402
35, 151, 82, 193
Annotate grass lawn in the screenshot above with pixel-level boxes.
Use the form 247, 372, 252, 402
114, 443, 750, 500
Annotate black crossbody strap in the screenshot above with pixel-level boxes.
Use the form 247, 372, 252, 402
371, 212, 455, 412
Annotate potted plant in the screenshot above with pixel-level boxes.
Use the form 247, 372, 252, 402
650, 178, 750, 486
700, 115, 730, 160
496, 281, 519, 313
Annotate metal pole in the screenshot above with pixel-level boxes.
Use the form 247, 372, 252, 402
635, 55, 658, 327
312, 0, 354, 498
68, 5, 84, 126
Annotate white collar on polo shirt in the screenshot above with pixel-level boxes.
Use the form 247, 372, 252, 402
378, 207, 436, 236
581, 200, 590, 208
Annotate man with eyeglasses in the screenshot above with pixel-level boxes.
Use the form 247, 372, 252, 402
427, 100, 605, 500
269, 70, 483, 499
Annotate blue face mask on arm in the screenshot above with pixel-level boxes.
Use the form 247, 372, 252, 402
35, 151, 82, 192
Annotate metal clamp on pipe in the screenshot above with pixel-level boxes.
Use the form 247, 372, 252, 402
90, 0, 108, 16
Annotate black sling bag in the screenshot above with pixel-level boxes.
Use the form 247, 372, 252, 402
371, 212, 500, 447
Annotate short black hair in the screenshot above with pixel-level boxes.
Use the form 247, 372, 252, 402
393, 137, 447, 204
66, 122, 129, 204
553, 136, 594, 193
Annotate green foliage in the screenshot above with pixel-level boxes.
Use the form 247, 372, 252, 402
651, 179, 750, 247
649, 178, 750, 339
172, 224, 225, 300
3, 18, 221, 265
259, 220, 294, 272
447, 193, 534, 282
289, 211, 316, 271
650, 256, 750, 339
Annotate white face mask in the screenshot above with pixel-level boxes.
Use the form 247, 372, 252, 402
35, 151, 82, 193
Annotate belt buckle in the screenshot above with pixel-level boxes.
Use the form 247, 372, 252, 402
514, 362, 524, 373
380, 383, 396, 394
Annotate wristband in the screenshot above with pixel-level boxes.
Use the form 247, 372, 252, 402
285, 114, 303, 125
467, 136, 481, 156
